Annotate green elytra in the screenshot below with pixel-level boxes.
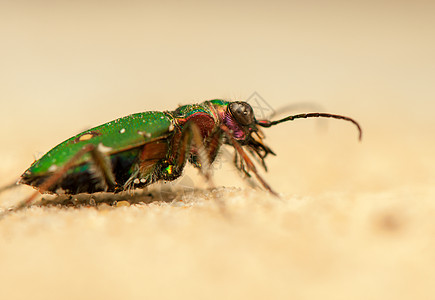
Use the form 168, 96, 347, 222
19, 99, 362, 196
27, 111, 172, 175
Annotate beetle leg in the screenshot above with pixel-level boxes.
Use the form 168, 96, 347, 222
233, 151, 251, 178
187, 122, 212, 182
4, 144, 117, 216
123, 139, 169, 190
192, 125, 225, 186
246, 147, 268, 172
88, 145, 117, 190
203, 127, 223, 168
220, 125, 279, 197
170, 122, 218, 187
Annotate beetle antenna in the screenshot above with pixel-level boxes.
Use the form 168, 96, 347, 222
267, 102, 326, 119
256, 113, 362, 141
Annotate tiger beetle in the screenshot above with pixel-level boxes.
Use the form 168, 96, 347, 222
2, 99, 362, 211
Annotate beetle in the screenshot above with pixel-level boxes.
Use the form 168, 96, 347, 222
9, 99, 361, 209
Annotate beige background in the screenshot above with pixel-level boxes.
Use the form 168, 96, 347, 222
0, 1, 434, 299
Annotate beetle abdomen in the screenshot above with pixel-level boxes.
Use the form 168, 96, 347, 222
21, 148, 142, 194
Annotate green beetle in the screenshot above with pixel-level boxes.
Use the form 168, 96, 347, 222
19, 99, 362, 198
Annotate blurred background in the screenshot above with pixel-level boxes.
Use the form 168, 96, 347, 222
0, 1, 434, 299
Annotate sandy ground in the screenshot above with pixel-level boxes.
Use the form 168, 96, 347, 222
1, 1, 435, 299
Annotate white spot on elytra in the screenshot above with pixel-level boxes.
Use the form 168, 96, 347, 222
140, 178, 146, 183
78, 133, 94, 141
168, 123, 174, 132
98, 143, 112, 153
133, 178, 140, 184
138, 131, 152, 138
120, 128, 126, 134
48, 165, 58, 172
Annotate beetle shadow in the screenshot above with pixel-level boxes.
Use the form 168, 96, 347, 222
36, 187, 193, 208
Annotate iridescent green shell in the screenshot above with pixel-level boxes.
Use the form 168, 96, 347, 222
25, 111, 173, 176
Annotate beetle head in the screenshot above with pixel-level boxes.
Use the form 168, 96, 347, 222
228, 101, 255, 126
224, 101, 276, 169
223, 100, 362, 171
224, 101, 263, 139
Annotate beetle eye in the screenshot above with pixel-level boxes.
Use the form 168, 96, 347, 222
228, 102, 255, 126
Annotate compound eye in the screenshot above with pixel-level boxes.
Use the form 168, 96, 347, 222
229, 102, 255, 126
